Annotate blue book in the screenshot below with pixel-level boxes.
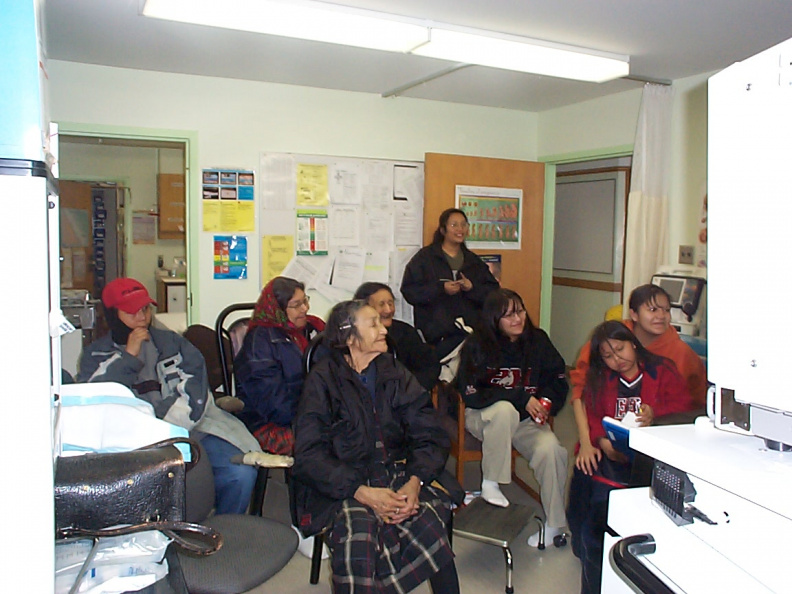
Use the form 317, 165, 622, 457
602, 416, 635, 461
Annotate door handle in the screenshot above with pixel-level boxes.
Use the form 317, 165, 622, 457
610, 534, 675, 594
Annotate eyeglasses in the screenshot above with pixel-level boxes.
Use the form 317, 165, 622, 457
286, 296, 310, 309
503, 308, 526, 319
448, 222, 469, 229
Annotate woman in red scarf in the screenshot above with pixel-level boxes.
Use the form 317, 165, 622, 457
234, 276, 325, 455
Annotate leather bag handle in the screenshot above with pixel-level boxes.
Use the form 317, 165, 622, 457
59, 520, 222, 556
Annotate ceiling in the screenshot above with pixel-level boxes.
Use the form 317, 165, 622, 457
44, 0, 792, 112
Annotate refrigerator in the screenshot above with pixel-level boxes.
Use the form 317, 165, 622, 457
0, 0, 58, 590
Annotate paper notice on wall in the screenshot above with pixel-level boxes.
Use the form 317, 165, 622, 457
330, 247, 366, 293
363, 251, 390, 283
296, 163, 329, 206
314, 281, 354, 306
329, 162, 362, 205
395, 201, 422, 245
260, 153, 296, 210
282, 254, 330, 289
394, 164, 423, 201
261, 235, 294, 282
236, 201, 255, 232
203, 201, 221, 231
329, 206, 361, 247
392, 245, 420, 289
363, 208, 394, 249
213, 235, 248, 280
360, 160, 391, 206
132, 212, 157, 245
296, 209, 329, 255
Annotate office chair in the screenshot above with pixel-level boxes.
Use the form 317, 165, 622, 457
211, 302, 274, 517
180, 441, 298, 594
183, 317, 273, 520
214, 302, 257, 398
184, 324, 243, 413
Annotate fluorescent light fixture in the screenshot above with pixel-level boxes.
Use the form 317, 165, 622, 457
142, 0, 429, 53
412, 28, 629, 83
142, 0, 629, 83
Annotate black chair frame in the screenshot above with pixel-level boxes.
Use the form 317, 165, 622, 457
213, 302, 272, 517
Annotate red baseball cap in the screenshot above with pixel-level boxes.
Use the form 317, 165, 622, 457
102, 278, 158, 314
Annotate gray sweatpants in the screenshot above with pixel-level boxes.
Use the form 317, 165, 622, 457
465, 400, 568, 527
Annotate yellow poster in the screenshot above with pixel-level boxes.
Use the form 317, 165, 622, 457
236, 201, 255, 232
203, 201, 221, 231
296, 163, 329, 206
220, 201, 239, 231
261, 235, 295, 282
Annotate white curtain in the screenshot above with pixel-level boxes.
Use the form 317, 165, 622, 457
622, 83, 674, 316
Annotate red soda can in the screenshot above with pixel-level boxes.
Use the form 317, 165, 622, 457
536, 397, 552, 424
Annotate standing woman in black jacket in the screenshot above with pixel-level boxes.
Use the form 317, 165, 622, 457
293, 300, 460, 594
401, 208, 499, 360
456, 288, 569, 546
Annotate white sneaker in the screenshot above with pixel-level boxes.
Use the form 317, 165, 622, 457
480, 480, 510, 508
292, 526, 330, 559
527, 524, 562, 548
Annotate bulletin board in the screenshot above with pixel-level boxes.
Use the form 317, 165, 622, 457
258, 152, 425, 322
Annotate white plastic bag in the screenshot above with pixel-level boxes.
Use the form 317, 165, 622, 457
57, 382, 189, 458
55, 531, 171, 594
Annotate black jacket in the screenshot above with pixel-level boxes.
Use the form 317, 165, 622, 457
292, 350, 449, 535
456, 328, 568, 421
388, 319, 440, 391
400, 243, 499, 347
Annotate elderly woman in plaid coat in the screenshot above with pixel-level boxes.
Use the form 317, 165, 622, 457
293, 300, 460, 593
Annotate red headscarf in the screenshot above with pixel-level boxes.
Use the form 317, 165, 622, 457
248, 278, 323, 352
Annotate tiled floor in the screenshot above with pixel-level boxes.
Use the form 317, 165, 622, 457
247, 397, 582, 593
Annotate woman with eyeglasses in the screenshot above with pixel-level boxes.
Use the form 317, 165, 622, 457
401, 208, 499, 360
455, 288, 569, 546
234, 276, 324, 456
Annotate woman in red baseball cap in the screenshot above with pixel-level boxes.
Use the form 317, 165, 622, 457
78, 277, 262, 514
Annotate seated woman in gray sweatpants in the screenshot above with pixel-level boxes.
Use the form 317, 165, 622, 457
456, 288, 569, 546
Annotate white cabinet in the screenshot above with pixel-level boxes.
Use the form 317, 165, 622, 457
603, 420, 792, 593
156, 277, 187, 313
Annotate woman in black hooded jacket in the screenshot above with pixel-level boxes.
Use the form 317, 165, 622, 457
292, 299, 460, 594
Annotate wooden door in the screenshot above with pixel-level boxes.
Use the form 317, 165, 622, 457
59, 180, 94, 292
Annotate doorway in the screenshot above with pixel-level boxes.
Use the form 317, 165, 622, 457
59, 135, 187, 301
58, 135, 188, 373
549, 156, 631, 364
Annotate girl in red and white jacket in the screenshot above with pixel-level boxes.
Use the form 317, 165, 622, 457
568, 320, 691, 594
581, 320, 691, 470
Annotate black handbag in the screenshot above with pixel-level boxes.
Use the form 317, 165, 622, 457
54, 437, 222, 556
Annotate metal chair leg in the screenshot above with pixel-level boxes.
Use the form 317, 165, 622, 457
502, 546, 514, 594
310, 531, 324, 584
533, 515, 546, 550
249, 467, 269, 517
